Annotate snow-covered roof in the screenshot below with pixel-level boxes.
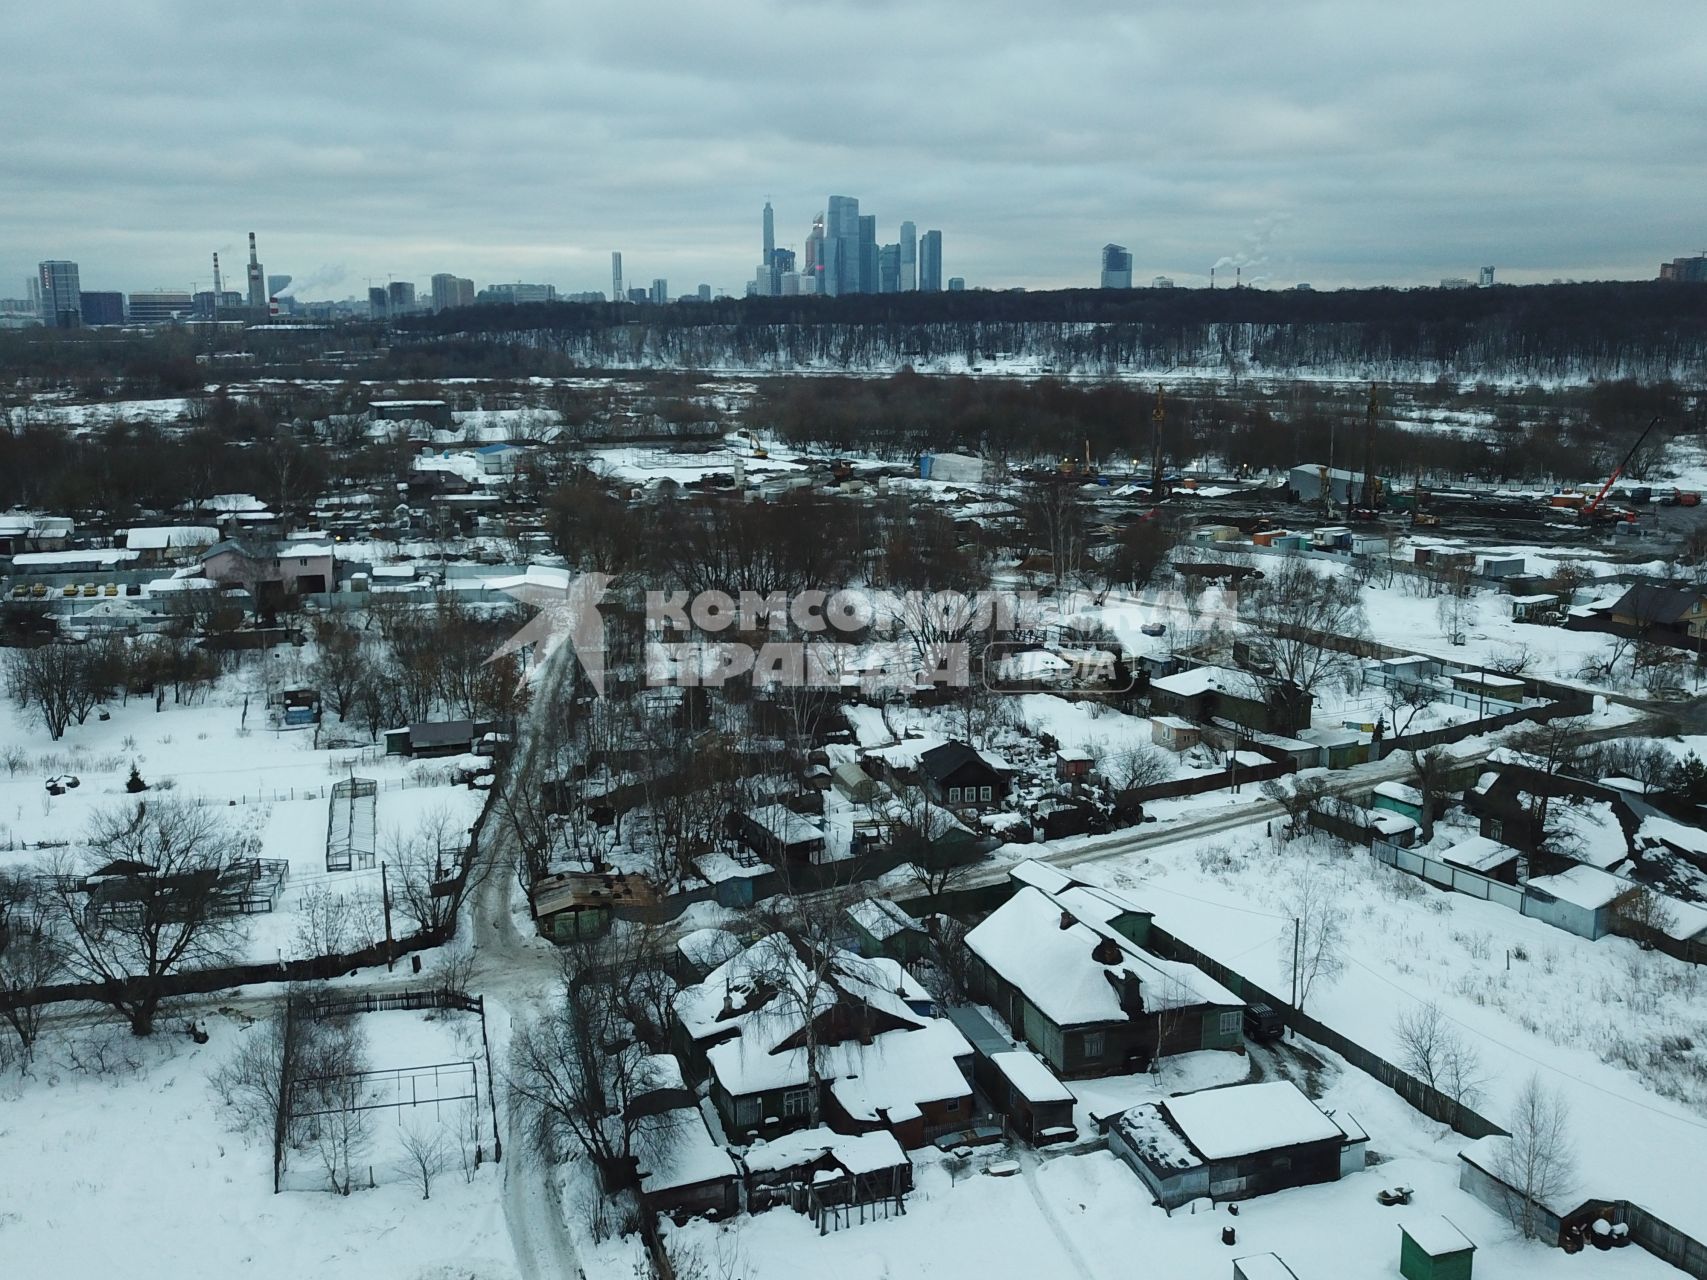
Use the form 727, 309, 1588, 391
990, 1051, 1074, 1104
826, 1019, 973, 1123
12, 547, 138, 567
964, 884, 1237, 1029
1438, 835, 1516, 873
1231, 1255, 1301, 1280
1010, 858, 1079, 896
676, 927, 742, 973
742, 803, 824, 846
1150, 664, 1264, 701
1401, 1216, 1475, 1257
847, 897, 926, 942
740, 1127, 907, 1177
1526, 864, 1625, 910
636, 1106, 736, 1194
1631, 815, 1707, 856
123, 525, 219, 550
1160, 1081, 1344, 1160
1373, 781, 1424, 807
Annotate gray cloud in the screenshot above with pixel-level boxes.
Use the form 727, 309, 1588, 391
3, 0, 1704, 297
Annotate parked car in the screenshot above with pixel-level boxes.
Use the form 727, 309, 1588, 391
1243, 1002, 1285, 1043
1140, 622, 1166, 637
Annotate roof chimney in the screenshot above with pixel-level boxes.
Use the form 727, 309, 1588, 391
1059, 910, 1076, 931
1092, 936, 1124, 966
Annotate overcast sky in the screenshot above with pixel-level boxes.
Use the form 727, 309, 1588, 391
4, 1, 1705, 299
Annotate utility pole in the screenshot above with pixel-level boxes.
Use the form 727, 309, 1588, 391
1360, 382, 1381, 513
381, 861, 395, 971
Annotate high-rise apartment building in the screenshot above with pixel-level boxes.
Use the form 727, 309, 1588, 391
649, 278, 668, 304
431, 273, 475, 313
612, 252, 624, 300
37, 260, 81, 327
1479, 266, 1496, 288
878, 244, 900, 294
1100, 244, 1133, 289
947, 277, 965, 292
918, 231, 943, 292
386, 281, 417, 315
368, 286, 388, 320
899, 221, 917, 291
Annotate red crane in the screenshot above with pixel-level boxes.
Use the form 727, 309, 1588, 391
1580, 415, 1661, 523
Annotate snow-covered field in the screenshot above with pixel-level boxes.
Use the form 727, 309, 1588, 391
1079, 829, 1707, 1242
0, 1008, 516, 1280
0, 679, 486, 964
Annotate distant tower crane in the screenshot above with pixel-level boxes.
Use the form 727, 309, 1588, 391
1149, 387, 1168, 501
1358, 383, 1381, 513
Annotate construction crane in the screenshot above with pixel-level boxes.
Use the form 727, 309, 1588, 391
1358, 383, 1382, 513
1580, 414, 1661, 523
1149, 388, 1168, 501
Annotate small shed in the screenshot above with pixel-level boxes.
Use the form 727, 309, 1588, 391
832, 762, 879, 804
530, 871, 657, 941
1508, 593, 1561, 623
1399, 1216, 1475, 1280
1152, 715, 1201, 752
988, 1051, 1076, 1144
1450, 671, 1526, 706
1371, 781, 1425, 824
845, 897, 931, 962
1523, 865, 1623, 940
1233, 1255, 1300, 1280
1056, 748, 1094, 782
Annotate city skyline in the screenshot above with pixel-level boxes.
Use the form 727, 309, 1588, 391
4, 2, 1704, 299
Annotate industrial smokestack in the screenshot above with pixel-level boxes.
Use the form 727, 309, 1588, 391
245, 232, 266, 316
1210, 266, 1215, 290
212, 253, 223, 319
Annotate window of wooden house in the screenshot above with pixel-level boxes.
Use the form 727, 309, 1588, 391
782, 1087, 811, 1117
1218, 1011, 1241, 1037
733, 1096, 762, 1129
1082, 1031, 1105, 1060
948, 786, 961, 802
980, 785, 993, 801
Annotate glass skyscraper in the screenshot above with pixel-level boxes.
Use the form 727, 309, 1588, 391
918, 230, 943, 292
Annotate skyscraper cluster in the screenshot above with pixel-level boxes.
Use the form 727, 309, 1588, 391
753, 198, 945, 297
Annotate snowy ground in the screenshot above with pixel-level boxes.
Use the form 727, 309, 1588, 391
0, 1008, 516, 1280
1077, 829, 1707, 1242
0, 679, 486, 963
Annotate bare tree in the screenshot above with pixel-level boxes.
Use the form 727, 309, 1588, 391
1435, 572, 1478, 646
293, 885, 381, 959
1393, 1000, 1485, 1123
0, 869, 63, 1061
506, 944, 677, 1188
1408, 747, 1452, 843
1610, 886, 1678, 950
308, 617, 373, 722
395, 1120, 450, 1199
1278, 870, 1345, 1012
1493, 1073, 1576, 1239
1022, 482, 1088, 595
5, 643, 83, 740
1260, 774, 1329, 839
384, 806, 468, 936
1238, 558, 1369, 698
1105, 743, 1173, 792
47, 799, 247, 1035
299, 1021, 372, 1195
1507, 716, 1591, 855
745, 888, 886, 1130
